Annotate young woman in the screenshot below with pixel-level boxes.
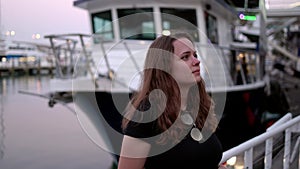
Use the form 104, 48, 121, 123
118, 32, 225, 169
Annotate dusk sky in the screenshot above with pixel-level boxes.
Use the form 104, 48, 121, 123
0, 0, 91, 44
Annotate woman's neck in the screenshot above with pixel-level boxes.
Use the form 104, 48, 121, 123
180, 86, 189, 111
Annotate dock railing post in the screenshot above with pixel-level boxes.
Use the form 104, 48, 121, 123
244, 148, 253, 169
49, 37, 64, 78
79, 34, 99, 88
284, 128, 291, 169
265, 138, 273, 169
265, 113, 292, 169
299, 141, 300, 169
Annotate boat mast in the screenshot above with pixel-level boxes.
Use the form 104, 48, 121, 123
0, 0, 5, 41
0, 0, 2, 39
0, 0, 4, 57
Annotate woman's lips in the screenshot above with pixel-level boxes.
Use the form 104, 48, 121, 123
192, 69, 200, 74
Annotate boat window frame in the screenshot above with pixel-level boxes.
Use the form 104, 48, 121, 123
204, 11, 219, 44
117, 7, 156, 40
91, 10, 114, 43
160, 7, 200, 42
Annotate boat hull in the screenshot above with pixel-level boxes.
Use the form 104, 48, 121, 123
73, 83, 274, 153
215, 86, 266, 151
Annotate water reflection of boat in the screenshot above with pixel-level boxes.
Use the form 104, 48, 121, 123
0, 91, 5, 160
31, 0, 292, 166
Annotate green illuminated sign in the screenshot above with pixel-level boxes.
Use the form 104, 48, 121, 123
239, 13, 256, 21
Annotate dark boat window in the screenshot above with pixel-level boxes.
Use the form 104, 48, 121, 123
117, 8, 155, 40
160, 8, 199, 41
91, 10, 113, 43
204, 11, 219, 44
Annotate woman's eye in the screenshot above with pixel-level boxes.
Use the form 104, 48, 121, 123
181, 55, 189, 60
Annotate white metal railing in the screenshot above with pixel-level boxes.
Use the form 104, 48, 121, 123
265, 113, 293, 169
220, 113, 300, 169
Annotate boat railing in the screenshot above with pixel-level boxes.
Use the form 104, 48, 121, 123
220, 112, 300, 169
44, 33, 151, 91
44, 33, 265, 92
44, 33, 99, 84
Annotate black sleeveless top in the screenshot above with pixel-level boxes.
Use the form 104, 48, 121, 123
123, 106, 223, 169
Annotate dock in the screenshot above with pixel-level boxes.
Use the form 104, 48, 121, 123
0, 65, 55, 76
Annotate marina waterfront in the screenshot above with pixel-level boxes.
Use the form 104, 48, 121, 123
1, 0, 300, 168
0, 73, 299, 169
0, 75, 114, 169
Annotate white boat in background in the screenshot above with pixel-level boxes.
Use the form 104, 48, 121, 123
49, 0, 267, 147
26, 0, 294, 167
0, 37, 54, 76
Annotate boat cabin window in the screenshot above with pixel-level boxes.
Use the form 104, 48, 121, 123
204, 11, 219, 44
160, 8, 199, 41
90, 8, 201, 42
91, 10, 114, 42
117, 8, 155, 40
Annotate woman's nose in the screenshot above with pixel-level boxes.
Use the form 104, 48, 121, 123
192, 57, 200, 65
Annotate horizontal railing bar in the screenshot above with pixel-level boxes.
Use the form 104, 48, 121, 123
44, 33, 91, 39
267, 113, 292, 131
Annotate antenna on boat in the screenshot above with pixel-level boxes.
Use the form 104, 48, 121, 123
0, 0, 2, 39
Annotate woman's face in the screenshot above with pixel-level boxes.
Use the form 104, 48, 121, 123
171, 37, 201, 86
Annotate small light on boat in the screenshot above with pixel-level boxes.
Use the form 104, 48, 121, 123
35, 34, 41, 39
19, 57, 26, 62
5, 31, 10, 36
10, 31, 16, 36
6, 30, 16, 36
239, 13, 245, 20
1, 57, 7, 62
139, 41, 146, 45
162, 30, 171, 36
27, 56, 36, 62
238, 53, 244, 59
226, 156, 237, 166
32, 34, 41, 39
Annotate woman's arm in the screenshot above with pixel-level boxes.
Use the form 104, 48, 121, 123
118, 135, 151, 169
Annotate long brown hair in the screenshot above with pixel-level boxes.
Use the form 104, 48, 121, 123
122, 32, 217, 144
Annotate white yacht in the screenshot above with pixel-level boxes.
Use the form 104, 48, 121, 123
43, 0, 278, 162
0, 37, 53, 76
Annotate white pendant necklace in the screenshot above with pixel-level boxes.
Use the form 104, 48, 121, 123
180, 111, 203, 141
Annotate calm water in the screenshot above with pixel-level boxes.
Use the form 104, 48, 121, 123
0, 76, 114, 169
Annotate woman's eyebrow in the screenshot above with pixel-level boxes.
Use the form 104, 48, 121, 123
180, 50, 195, 56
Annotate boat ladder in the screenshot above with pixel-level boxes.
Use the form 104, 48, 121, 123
220, 113, 300, 169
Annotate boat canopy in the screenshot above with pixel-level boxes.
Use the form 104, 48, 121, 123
73, 0, 237, 45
